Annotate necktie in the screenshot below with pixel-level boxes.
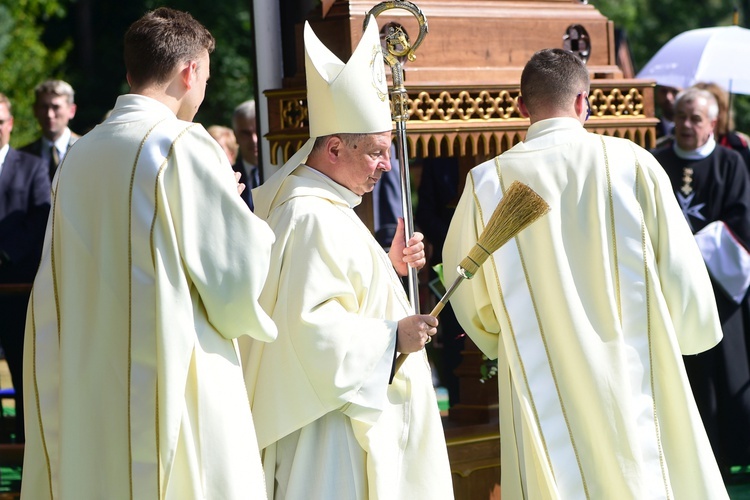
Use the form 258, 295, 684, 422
250, 166, 260, 189
247, 166, 258, 211
49, 145, 60, 178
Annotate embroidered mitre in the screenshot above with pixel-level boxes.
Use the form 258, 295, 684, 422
253, 15, 392, 218
304, 15, 392, 137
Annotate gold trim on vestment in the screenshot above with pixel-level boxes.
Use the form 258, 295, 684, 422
602, 136, 623, 325
36, 139, 76, 496
148, 123, 197, 495
631, 147, 672, 498
29, 291, 54, 497
489, 156, 591, 498
128, 120, 166, 498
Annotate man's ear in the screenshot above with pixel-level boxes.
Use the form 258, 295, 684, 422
327, 136, 344, 162
518, 95, 530, 118
574, 92, 587, 119
181, 60, 198, 90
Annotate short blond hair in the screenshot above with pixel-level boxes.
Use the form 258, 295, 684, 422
34, 79, 75, 105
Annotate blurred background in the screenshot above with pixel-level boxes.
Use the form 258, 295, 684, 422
1, 0, 749, 147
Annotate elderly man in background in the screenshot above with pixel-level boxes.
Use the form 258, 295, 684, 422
232, 99, 260, 209
21, 79, 79, 180
653, 86, 750, 476
444, 48, 727, 498
243, 17, 453, 500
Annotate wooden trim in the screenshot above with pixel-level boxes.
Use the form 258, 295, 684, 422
265, 80, 659, 163
0, 284, 32, 296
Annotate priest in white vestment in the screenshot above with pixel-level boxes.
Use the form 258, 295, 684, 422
22, 9, 276, 499
444, 48, 728, 499
243, 17, 454, 500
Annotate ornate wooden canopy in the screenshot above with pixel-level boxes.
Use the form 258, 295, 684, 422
264, 0, 657, 166
266, 80, 657, 164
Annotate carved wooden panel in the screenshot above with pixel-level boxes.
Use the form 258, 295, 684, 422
290, 0, 622, 87
446, 423, 501, 500
265, 81, 659, 164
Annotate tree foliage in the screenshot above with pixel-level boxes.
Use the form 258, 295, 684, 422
0, 0, 71, 147
6, 1, 750, 140
68, 0, 255, 132
594, 0, 737, 71
594, 0, 750, 132
155, 0, 255, 129
1, 0, 255, 145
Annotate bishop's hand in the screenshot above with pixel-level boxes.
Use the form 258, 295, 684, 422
397, 314, 438, 353
389, 217, 426, 276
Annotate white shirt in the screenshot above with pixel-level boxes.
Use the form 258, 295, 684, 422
41, 127, 73, 163
0, 143, 9, 178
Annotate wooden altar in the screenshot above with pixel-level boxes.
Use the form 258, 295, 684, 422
261, 1, 657, 496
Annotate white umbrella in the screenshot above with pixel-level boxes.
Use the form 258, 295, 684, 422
637, 25, 750, 94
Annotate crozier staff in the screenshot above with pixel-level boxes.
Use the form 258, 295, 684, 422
242, 16, 454, 500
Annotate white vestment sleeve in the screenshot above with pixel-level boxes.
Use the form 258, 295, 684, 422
695, 220, 750, 304
163, 128, 277, 342
443, 172, 501, 359
638, 150, 723, 354
281, 208, 398, 422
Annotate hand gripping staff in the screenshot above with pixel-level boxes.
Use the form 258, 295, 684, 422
364, 1, 428, 315
394, 180, 551, 372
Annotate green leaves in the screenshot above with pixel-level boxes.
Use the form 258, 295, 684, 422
433, 263, 445, 286
594, 0, 750, 135
595, 0, 739, 71
0, 0, 71, 147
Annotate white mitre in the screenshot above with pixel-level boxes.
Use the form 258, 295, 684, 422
305, 16, 392, 137
253, 15, 393, 218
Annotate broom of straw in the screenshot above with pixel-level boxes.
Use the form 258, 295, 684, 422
394, 180, 550, 372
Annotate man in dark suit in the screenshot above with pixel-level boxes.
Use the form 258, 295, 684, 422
20, 79, 79, 181
0, 93, 51, 442
232, 99, 260, 209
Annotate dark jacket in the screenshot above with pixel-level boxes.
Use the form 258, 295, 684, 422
0, 148, 51, 283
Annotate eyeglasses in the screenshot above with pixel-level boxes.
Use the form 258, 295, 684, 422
578, 92, 591, 121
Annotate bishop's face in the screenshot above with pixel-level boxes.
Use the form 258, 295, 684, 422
337, 131, 392, 195
673, 97, 716, 151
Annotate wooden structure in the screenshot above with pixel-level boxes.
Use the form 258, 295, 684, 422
262, 1, 657, 497
266, 0, 656, 228
266, 0, 657, 155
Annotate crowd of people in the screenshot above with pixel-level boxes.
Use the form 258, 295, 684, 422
0, 5, 748, 500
